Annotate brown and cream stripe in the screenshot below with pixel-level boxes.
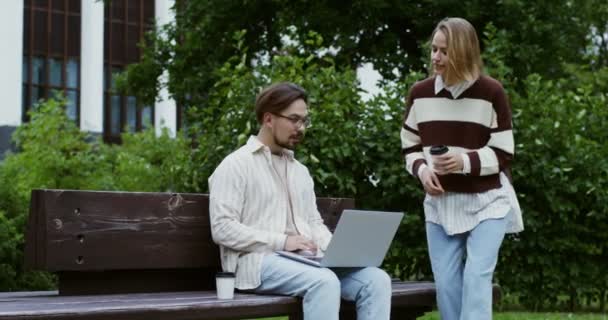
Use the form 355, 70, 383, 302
401, 75, 514, 193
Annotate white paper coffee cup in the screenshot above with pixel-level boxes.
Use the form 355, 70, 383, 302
216, 272, 236, 299
429, 145, 449, 172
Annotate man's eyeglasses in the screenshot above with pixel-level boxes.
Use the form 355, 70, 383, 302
273, 113, 312, 129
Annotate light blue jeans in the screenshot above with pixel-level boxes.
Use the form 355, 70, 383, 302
426, 218, 507, 320
253, 254, 392, 320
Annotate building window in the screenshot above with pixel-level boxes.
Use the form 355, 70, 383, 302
22, 0, 81, 122
103, 0, 155, 143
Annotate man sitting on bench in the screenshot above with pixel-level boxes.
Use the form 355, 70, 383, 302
208, 82, 392, 320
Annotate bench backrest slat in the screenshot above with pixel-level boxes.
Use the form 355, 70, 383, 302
27, 190, 214, 271
24, 189, 354, 295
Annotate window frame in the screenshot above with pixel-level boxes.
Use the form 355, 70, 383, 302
22, 0, 81, 123
103, 0, 155, 144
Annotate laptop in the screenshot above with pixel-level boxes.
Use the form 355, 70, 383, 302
276, 209, 403, 267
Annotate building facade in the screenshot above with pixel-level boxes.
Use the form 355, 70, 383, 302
0, 0, 177, 158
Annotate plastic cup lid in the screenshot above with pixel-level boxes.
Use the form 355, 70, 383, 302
216, 272, 235, 278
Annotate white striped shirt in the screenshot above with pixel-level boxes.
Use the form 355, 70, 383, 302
424, 172, 524, 235
208, 136, 332, 289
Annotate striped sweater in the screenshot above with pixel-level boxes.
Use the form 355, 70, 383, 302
401, 75, 514, 193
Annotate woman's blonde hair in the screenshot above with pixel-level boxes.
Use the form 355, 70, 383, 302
431, 17, 483, 85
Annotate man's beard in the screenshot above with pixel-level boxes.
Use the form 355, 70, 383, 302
275, 132, 304, 150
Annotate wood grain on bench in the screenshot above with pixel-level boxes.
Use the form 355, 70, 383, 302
24, 189, 355, 295
0, 290, 301, 320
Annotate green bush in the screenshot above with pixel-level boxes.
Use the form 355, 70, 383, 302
478, 25, 608, 310
0, 97, 193, 290
0, 97, 92, 290
497, 72, 608, 311
102, 127, 195, 192
0, 210, 21, 289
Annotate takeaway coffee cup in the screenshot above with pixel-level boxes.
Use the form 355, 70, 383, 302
216, 272, 236, 299
430, 145, 449, 156
429, 145, 449, 172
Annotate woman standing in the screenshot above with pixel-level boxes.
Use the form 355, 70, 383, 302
400, 17, 523, 320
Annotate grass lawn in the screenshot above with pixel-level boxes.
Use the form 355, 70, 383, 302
252, 312, 608, 320
419, 311, 608, 319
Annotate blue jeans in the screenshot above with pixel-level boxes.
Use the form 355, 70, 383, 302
426, 218, 507, 320
253, 254, 392, 320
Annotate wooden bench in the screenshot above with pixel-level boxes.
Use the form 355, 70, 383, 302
0, 189, 500, 319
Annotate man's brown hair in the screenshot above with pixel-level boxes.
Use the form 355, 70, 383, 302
255, 82, 308, 124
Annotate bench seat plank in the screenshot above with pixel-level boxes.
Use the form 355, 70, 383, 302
390, 281, 435, 306
0, 291, 299, 320
0, 282, 441, 320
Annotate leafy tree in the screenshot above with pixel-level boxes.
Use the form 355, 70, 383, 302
121, 0, 607, 107
182, 30, 368, 196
